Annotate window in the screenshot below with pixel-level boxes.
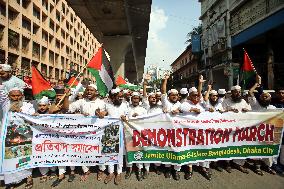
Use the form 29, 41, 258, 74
22, 36, 30, 51
56, 11, 60, 22
41, 47, 47, 60
49, 19, 54, 30
50, 4, 54, 13
42, 31, 48, 42
32, 42, 40, 58
32, 25, 39, 35
33, 7, 40, 20
0, 3, 6, 16
42, 0, 48, 11
8, 9, 18, 21
8, 29, 19, 50
49, 50, 54, 64
22, 0, 30, 9
56, 40, 60, 49
22, 18, 31, 31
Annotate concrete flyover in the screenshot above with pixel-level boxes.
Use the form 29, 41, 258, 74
66, 0, 152, 83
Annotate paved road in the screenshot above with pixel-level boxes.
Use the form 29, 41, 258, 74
1, 167, 284, 189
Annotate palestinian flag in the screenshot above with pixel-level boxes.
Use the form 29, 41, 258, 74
240, 49, 257, 89
31, 66, 56, 99
87, 47, 114, 96
116, 75, 141, 91
66, 76, 79, 88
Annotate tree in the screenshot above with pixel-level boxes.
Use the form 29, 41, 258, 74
185, 24, 202, 44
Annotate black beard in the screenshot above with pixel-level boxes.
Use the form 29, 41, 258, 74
231, 96, 242, 103
113, 100, 122, 106
209, 99, 218, 106
38, 109, 48, 114
149, 103, 157, 108
259, 99, 271, 107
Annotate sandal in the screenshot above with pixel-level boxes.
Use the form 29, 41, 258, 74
51, 177, 65, 188
68, 174, 76, 182
267, 167, 276, 175
40, 175, 48, 183
80, 171, 90, 182
49, 172, 57, 180
97, 171, 104, 181
25, 179, 33, 189
255, 168, 264, 176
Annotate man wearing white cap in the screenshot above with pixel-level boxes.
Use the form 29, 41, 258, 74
179, 88, 188, 103
0, 64, 26, 93
0, 86, 35, 188
33, 97, 58, 182
98, 88, 128, 185
65, 84, 106, 182
222, 85, 251, 174
160, 75, 182, 180
180, 86, 212, 180
248, 75, 277, 175
203, 85, 224, 112
125, 92, 147, 181
217, 89, 226, 103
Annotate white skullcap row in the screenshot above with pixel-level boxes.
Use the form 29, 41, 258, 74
88, 84, 97, 90
111, 88, 121, 94
188, 87, 197, 93
123, 89, 129, 94
167, 89, 178, 95
148, 92, 155, 97
0, 64, 12, 72
8, 87, 23, 93
156, 92, 162, 95
132, 92, 140, 97
218, 89, 226, 95
180, 88, 188, 95
209, 90, 218, 95
231, 85, 241, 91
37, 96, 49, 105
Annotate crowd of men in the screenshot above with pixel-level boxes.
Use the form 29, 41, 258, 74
0, 64, 283, 189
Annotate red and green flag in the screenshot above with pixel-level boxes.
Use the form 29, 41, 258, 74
240, 49, 257, 89
116, 75, 141, 91
66, 76, 79, 88
87, 47, 114, 96
31, 66, 56, 99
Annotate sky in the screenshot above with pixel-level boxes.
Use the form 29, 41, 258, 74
145, 0, 201, 72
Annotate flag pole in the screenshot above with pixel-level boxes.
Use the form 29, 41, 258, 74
56, 44, 103, 107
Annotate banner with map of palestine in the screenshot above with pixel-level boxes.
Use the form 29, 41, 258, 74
0, 113, 124, 174
125, 111, 284, 165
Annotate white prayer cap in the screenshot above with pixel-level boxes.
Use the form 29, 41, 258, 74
209, 90, 218, 95
203, 91, 207, 96
0, 64, 12, 72
156, 89, 161, 92
180, 88, 188, 95
148, 92, 155, 97
242, 91, 248, 96
218, 89, 226, 95
8, 87, 23, 93
123, 89, 129, 94
188, 87, 198, 93
78, 92, 84, 95
37, 96, 49, 105
231, 85, 241, 91
88, 84, 97, 90
167, 89, 178, 95
111, 88, 121, 94
156, 92, 162, 95
132, 92, 140, 97
139, 89, 143, 93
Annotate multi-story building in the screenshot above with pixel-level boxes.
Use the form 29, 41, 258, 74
230, 0, 284, 89
199, 0, 233, 90
0, 0, 100, 82
170, 45, 199, 89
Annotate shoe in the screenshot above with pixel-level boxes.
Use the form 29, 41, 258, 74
68, 174, 75, 182
173, 171, 180, 181
51, 177, 64, 188
255, 168, 264, 176
125, 169, 132, 179
49, 172, 57, 180
225, 166, 232, 173
267, 167, 276, 175
155, 165, 162, 175
238, 165, 249, 174
137, 170, 143, 181
143, 170, 149, 179
104, 173, 114, 184
5, 184, 15, 189
164, 169, 171, 179
204, 170, 212, 181
114, 174, 122, 185
272, 164, 284, 174
184, 171, 193, 180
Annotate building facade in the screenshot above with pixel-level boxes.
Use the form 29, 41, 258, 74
230, 0, 284, 89
199, 0, 284, 90
199, 0, 233, 90
170, 45, 199, 89
0, 0, 100, 82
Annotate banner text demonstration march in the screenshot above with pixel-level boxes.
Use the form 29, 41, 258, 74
0, 113, 123, 173
125, 112, 284, 165
0, 111, 283, 174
